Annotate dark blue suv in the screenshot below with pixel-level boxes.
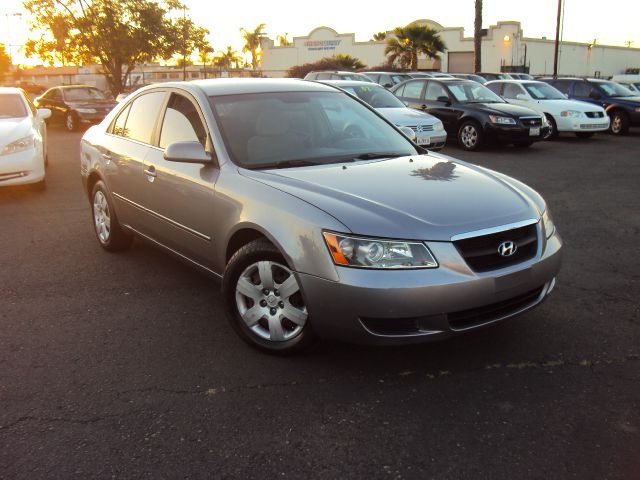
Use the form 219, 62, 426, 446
540, 78, 640, 134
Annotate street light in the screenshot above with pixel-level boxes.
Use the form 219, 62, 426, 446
3, 12, 23, 65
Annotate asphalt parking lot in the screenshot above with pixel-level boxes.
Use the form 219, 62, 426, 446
1, 127, 639, 479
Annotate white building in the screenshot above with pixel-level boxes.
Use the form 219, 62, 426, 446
260, 19, 640, 78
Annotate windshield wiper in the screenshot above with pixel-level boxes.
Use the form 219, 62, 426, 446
250, 159, 323, 170
352, 152, 409, 160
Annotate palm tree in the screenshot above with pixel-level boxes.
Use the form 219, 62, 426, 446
240, 23, 266, 69
214, 46, 242, 71
384, 24, 446, 70
372, 32, 387, 41
276, 33, 291, 46
474, 0, 483, 72
332, 54, 365, 70
197, 42, 214, 79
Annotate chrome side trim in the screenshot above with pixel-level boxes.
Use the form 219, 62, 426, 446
450, 218, 539, 242
123, 224, 222, 279
112, 192, 211, 241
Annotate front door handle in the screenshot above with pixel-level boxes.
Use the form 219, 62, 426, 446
144, 165, 157, 182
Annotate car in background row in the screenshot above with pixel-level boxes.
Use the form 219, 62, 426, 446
509, 73, 534, 80
391, 78, 548, 151
321, 80, 447, 150
303, 71, 374, 82
450, 73, 487, 84
364, 72, 412, 88
539, 77, 640, 134
486, 80, 609, 138
476, 72, 514, 81
0, 87, 51, 189
611, 74, 640, 94
80, 78, 562, 353
34, 85, 118, 132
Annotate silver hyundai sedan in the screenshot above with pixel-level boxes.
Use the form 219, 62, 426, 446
80, 79, 562, 354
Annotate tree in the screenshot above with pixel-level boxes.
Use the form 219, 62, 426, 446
276, 33, 291, 47
240, 23, 266, 70
332, 54, 365, 70
384, 24, 446, 70
0, 44, 11, 76
23, 0, 208, 93
286, 55, 366, 79
372, 32, 387, 41
474, 0, 483, 72
174, 57, 193, 68
196, 41, 214, 79
214, 46, 242, 71
174, 12, 209, 80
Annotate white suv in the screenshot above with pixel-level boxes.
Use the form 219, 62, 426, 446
486, 80, 609, 139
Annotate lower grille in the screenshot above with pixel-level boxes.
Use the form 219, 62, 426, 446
579, 123, 608, 129
448, 286, 545, 330
454, 223, 538, 272
407, 124, 434, 132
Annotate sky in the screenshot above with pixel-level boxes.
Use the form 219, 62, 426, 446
2, 0, 640, 66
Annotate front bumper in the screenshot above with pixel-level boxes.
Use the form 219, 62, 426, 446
484, 123, 549, 143
555, 115, 610, 132
298, 229, 562, 345
0, 147, 45, 186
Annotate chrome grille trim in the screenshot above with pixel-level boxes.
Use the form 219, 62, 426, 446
450, 218, 539, 242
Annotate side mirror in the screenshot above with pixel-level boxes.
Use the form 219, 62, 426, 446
515, 93, 528, 101
164, 141, 212, 164
436, 95, 450, 105
403, 100, 409, 107
563, 93, 569, 99
37, 108, 52, 119
383, 83, 393, 88
398, 126, 417, 141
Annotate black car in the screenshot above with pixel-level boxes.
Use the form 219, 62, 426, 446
34, 85, 117, 132
303, 71, 374, 83
364, 71, 413, 88
450, 73, 487, 84
390, 78, 548, 151
476, 72, 514, 82
539, 77, 640, 135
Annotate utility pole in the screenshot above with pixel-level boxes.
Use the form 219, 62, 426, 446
553, 0, 563, 78
182, 6, 187, 81
473, 0, 482, 73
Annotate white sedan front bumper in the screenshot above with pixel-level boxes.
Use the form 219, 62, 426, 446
0, 147, 45, 186
555, 115, 610, 133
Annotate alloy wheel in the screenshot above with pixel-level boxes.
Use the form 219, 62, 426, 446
460, 125, 478, 149
611, 115, 622, 134
235, 261, 307, 342
66, 114, 75, 132
93, 191, 111, 243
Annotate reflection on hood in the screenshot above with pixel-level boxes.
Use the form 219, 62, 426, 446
410, 161, 458, 182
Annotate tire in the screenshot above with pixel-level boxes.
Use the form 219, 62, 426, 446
575, 132, 594, 139
457, 120, 483, 151
90, 180, 133, 252
65, 112, 79, 132
513, 141, 533, 148
609, 110, 629, 135
223, 239, 316, 355
543, 114, 558, 140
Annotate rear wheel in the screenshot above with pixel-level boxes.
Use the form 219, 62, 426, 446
575, 132, 594, 139
90, 180, 133, 252
223, 239, 316, 354
457, 121, 483, 151
609, 110, 629, 135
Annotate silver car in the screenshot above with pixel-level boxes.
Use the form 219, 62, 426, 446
320, 80, 447, 150
80, 79, 562, 354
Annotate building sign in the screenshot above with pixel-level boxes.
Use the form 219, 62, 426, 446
304, 40, 342, 51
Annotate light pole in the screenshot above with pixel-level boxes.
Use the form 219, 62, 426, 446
4, 12, 23, 65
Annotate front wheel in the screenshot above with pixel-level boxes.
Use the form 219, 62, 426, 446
65, 112, 79, 132
543, 114, 558, 140
457, 121, 483, 151
90, 180, 133, 252
223, 239, 316, 354
609, 111, 629, 135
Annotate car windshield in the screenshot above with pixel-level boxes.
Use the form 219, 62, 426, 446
339, 73, 373, 83
447, 82, 504, 103
340, 85, 406, 108
523, 82, 566, 100
0, 94, 27, 118
390, 74, 411, 84
209, 91, 417, 169
63, 87, 108, 101
596, 81, 635, 97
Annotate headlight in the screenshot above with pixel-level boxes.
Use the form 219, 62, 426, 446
635, 107, 640, 113
560, 110, 582, 118
0, 135, 36, 156
434, 121, 444, 131
76, 108, 97, 114
542, 209, 555, 239
488, 115, 516, 125
323, 232, 438, 269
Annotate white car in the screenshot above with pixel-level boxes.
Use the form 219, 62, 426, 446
486, 80, 610, 139
0, 87, 51, 189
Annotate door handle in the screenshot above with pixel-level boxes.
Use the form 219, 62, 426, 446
143, 165, 157, 181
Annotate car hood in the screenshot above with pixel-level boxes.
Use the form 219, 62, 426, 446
241, 153, 542, 241
0, 117, 32, 145
376, 107, 439, 126
611, 96, 640, 106
471, 102, 541, 117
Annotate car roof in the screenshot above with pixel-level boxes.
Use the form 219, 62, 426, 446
365, 71, 410, 75
485, 79, 541, 84
0, 87, 25, 95
319, 80, 384, 87
187, 78, 339, 96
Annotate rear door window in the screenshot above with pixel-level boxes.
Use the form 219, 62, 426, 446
573, 82, 591, 97
502, 83, 525, 99
402, 81, 426, 100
